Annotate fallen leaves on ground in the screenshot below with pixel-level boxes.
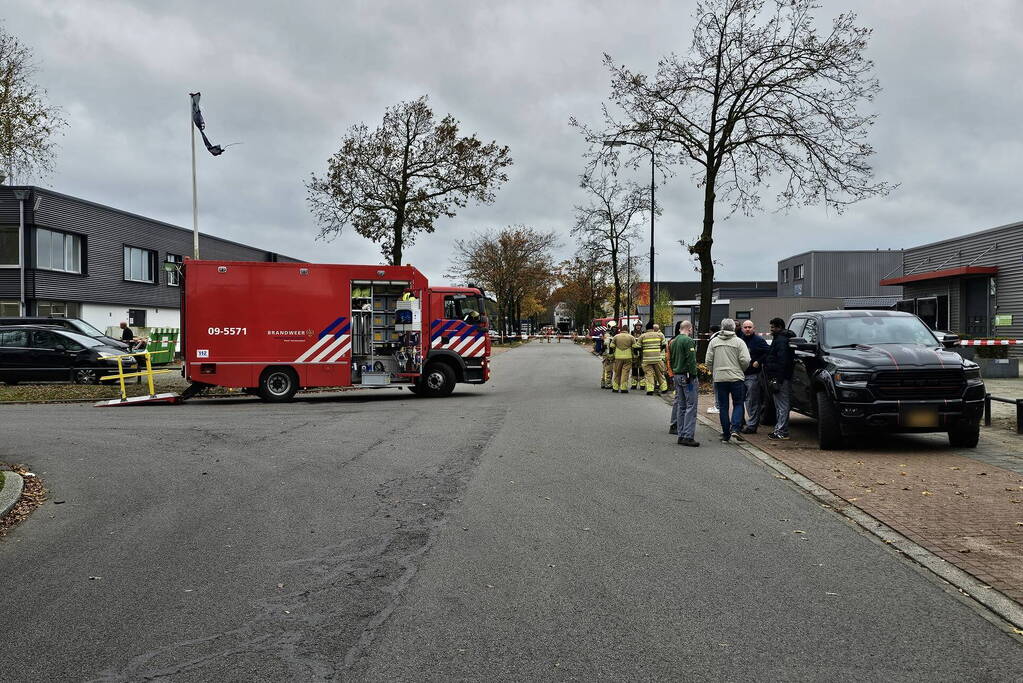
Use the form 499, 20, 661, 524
0, 462, 47, 537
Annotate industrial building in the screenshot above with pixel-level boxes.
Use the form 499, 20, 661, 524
0, 186, 300, 336
880, 219, 1023, 355
776, 250, 903, 308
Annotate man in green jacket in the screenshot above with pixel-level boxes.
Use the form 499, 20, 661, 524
668, 320, 700, 447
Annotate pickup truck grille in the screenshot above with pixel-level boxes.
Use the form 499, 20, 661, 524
870, 370, 965, 400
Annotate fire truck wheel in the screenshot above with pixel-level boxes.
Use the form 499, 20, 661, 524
258, 367, 298, 402
420, 363, 455, 398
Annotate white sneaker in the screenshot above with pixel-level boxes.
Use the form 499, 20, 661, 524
707, 407, 720, 414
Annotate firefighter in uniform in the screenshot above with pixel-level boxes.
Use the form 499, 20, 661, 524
630, 321, 644, 390
639, 323, 667, 395
600, 321, 617, 389
612, 325, 637, 393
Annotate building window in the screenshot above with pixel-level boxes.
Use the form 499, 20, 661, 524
128, 308, 147, 328
793, 264, 804, 280
0, 300, 20, 316
124, 246, 156, 283
0, 226, 18, 266
35, 228, 83, 273
780, 268, 789, 284
36, 300, 80, 318
735, 311, 751, 320
165, 253, 183, 286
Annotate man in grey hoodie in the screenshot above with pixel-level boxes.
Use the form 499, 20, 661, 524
706, 318, 751, 442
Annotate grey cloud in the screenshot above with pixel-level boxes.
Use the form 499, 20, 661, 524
5, 0, 1023, 284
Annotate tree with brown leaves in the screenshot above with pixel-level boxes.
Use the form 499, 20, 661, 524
447, 226, 558, 338
575, 0, 891, 353
308, 96, 512, 265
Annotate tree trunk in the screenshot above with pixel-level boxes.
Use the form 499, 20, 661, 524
610, 243, 621, 322
693, 180, 716, 361
391, 213, 404, 265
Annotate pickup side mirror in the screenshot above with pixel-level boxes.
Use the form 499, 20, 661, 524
940, 333, 960, 348
789, 337, 817, 353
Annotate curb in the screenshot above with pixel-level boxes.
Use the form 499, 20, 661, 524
0, 471, 24, 519
688, 408, 1023, 632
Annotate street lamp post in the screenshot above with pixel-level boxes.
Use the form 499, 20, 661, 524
13, 188, 28, 316
626, 239, 632, 322
603, 138, 656, 326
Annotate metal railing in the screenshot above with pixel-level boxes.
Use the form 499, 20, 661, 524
983, 393, 1023, 435
100, 351, 175, 402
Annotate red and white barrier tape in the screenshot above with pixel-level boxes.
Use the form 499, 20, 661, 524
958, 339, 1023, 346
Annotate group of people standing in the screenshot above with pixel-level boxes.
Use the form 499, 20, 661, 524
595, 316, 796, 448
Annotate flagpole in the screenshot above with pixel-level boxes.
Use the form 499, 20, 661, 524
191, 95, 199, 260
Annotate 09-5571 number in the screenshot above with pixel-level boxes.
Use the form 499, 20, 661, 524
208, 327, 247, 335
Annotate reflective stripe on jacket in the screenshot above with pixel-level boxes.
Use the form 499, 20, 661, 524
639, 331, 665, 363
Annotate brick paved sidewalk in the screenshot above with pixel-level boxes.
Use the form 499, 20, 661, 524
737, 414, 1023, 604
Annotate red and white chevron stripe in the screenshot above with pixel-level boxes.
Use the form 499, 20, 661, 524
959, 339, 1023, 346
294, 334, 352, 362
433, 334, 487, 357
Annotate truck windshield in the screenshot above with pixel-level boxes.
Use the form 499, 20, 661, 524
824, 316, 938, 348
444, 294, 485, 324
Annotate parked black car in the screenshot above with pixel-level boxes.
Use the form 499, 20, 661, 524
0, 317, 129, 351
0, 325, 135, 385
763, 310, 984, 450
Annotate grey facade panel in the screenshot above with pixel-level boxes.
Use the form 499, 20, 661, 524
901, 221, 1023, 357
0, 187, 303, 309
777, 250, 903, 298
729, 296, 845, 328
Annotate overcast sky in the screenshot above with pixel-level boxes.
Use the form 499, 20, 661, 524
5, 0, 1023, 285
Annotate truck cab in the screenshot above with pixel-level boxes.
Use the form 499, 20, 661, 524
774, 310, 984, 449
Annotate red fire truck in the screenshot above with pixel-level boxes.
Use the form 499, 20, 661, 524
181, 260, 490, 402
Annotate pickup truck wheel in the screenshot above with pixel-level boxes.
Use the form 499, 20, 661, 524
948, 423, 980, 448
816, 391, 843, 450
258, 367, 298, 403
419, 363, 455, 398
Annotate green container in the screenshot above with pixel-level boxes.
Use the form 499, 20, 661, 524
147, 327, 179, 364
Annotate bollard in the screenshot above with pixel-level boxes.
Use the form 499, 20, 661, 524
984, 393, 991, 427
1017, 399, 1023, 435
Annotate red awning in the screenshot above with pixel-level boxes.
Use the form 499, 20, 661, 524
880, 265, 998, 287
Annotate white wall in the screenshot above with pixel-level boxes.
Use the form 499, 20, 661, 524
82, 303, 180, 349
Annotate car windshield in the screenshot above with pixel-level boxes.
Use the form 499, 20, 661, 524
70, 319, 107, 338
824, 316, 938, 348
59, 330, 105, 348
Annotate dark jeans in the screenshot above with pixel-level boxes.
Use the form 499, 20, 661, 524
714, 380, 745, 439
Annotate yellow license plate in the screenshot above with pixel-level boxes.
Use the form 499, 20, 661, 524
903, 407, 939, 428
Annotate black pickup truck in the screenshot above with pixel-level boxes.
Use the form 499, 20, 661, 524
766, 310, 985, 450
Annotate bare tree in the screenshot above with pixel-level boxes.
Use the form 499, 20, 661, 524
571, 174, 653, 321
575, 0, 891, 354
447, 226, 558, 338
308, 96, 512, 265
0, 25, 67, 184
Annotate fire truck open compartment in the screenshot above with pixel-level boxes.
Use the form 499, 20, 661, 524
350, 280, 421, 387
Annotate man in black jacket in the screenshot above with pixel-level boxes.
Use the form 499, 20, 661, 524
738, 320, 770, 434
763, 317, 795, 440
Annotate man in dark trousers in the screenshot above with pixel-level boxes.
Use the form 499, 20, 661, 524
763, 317, 795, 440
739, 320, 770, 434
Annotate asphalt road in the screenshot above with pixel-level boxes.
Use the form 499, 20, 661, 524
1, 342, 1021, 681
